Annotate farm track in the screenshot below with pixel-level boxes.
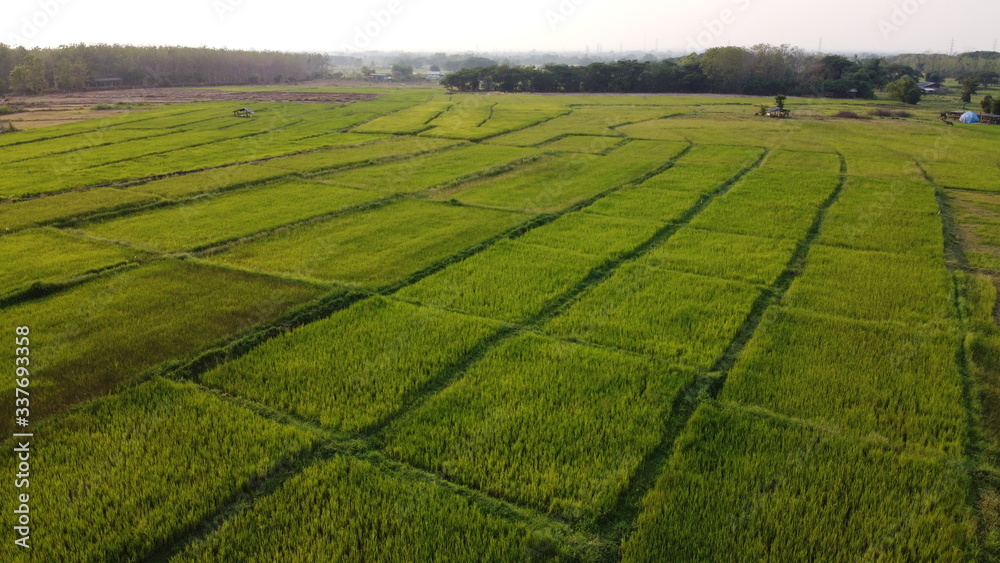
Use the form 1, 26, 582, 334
144, 141, 812, 561
14, 94, 998, 560
922, 157, 998, 557
140, 140, 707, 560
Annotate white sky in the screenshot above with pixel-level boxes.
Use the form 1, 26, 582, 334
4, 0, 999, 55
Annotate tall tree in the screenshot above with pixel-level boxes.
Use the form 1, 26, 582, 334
887, 76, 922, 105
8, 54, 46, 94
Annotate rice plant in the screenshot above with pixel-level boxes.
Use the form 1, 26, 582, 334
201, 297, 501, 432
622, 402, 973, 562
384, 333, 695, 522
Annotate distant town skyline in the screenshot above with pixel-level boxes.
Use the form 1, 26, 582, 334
5, 0, 999, 56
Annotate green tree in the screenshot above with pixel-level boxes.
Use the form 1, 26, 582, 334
391, 63, 413, 82
983, 95, 995, 114
886, 75, 922, 105
960, 78, 978, 103
53, 58, 89, 90
775, 95, 787, 109
8, 54, 46, 94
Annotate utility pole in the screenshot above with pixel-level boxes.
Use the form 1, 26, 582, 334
950, 38, 955, 55
818, 37, 823, 54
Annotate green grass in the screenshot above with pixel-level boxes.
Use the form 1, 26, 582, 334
0, 259, 322, 423
440, 141, 688, 213
319, 144, 536, 193
726, 169, 841, 208
352, 100, 455, 134
0, 188, 160, 230
0, 128, 179, 165
833, 176, 940, 214
639, 163, 749, 192
844, 151, 924, 180
176, 454, 544, 562
673, 145, 765, 166
208, 199, 529, 287
949, 189, 1000, 271
255, 136, 461, 173
585, 188, 704, 223
0, 120, 386, 198
639, 227, 797, 286
384, 333, 695, 522
130, 163, 292, 199
0, 228, 146, 297
545, 264, 762, 370
395, 240, 601, 324
762, 150, 841, 174
486, 106, 673, 146
924, 161, 1000, 192
819, 203, 944, 258
956, 272, 1000, 557
517, 212, 661, 259
201, 297, 500, 432
721, 306, 965, 454
781, 245, 955, 327
614, 118, 694, 141
419, 98, 495, 138
421, 98, 568, 140
541, 135, 624, 154
0, 378, 317, 562
689, 199, 821, 241
84, 179, 382, 252
622, 402, 973, 562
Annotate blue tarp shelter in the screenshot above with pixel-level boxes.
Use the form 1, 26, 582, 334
959, 111, 981, 124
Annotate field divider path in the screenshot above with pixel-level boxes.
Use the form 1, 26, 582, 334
707, 152, 847, 382
919, 157, 997, 555
1, 132, 427, 205
917, 161, 969, 270
355, 146, 769, 532
602, 151, 847, 548
145, 141, 710, 561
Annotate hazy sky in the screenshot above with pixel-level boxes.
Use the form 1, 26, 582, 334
4, 0, 999, 55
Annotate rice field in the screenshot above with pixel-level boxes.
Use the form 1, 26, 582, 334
3, 89, 999, 561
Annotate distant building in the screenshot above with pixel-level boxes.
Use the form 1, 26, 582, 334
918, 81, 943, 94
89, 77, 124, 89
765, 107, 790, 118
369, 73, 393, 81
425, 71, 444, 79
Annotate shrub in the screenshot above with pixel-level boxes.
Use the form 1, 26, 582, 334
887, 75, 922, 105
834, 111, 861, 119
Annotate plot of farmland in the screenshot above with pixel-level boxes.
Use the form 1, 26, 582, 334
83, 179, 383, 252
206, 199, 530, 287
4, 91, 998, 561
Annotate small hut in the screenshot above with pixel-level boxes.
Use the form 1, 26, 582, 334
233, 107, 255, 118
765, 107, 790, 118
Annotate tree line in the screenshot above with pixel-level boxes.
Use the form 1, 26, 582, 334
441, 45, 998, 98
0, 44, 328, 94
